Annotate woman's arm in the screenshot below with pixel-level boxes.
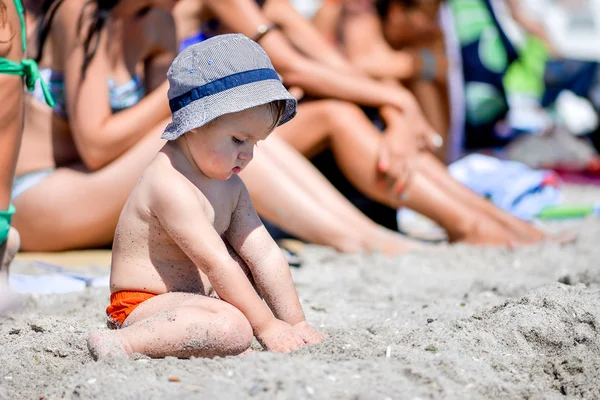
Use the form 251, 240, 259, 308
505, 0, 554, 52
312, 0, 343, 43
342, 7, 420, 80
262, 0, 356, 73
55, 0, 172, 171
204, 0, 420, 112
143, 8, 178, 92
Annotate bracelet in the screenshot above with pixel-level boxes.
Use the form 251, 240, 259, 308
252, 24, 278, 43
419, 48, 437, 82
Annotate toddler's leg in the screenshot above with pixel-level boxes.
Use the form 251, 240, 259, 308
88, 293, 253, 360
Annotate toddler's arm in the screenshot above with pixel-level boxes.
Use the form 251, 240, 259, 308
150, 182, 275, 335
225, 184, 307, 326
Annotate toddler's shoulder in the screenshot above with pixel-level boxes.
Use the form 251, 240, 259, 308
142, 155, 206, 211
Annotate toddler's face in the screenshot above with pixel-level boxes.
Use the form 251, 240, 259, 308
185, 105, 275, 180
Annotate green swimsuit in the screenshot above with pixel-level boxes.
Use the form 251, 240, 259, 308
0, 0, 53, 244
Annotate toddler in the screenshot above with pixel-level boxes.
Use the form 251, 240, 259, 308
88, 34, 324, 359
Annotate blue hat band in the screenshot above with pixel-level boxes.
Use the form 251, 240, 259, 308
169, 68, 281, 113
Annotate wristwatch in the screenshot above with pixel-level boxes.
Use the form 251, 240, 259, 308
252, 24, 278, 42
419, 48, 437, 82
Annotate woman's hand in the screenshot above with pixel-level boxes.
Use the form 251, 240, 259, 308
287, 86, 305, 101
377, 107, 420, 194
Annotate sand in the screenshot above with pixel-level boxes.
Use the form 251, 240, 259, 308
1, 185, 600, 400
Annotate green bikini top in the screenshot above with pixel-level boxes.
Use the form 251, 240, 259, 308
0, 0, 54, 106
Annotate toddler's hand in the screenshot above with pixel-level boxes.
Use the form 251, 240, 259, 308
293, 321, 325, 345
256, 319, 306, 353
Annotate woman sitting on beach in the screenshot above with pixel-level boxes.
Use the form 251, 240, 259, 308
13, 0, 176, 252
340, 0, 450, 159
14, 0, 424, 255
313, 0, 450, 157
174, 0, 556, 246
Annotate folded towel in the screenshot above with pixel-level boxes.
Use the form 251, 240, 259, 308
448, 154, 561, 220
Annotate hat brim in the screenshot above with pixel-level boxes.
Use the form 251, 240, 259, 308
161, 79, 297, 140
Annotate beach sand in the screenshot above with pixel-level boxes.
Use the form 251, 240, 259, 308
1, 185, 599, 400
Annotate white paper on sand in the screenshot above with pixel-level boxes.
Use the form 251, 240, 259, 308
9, 261, 109, 295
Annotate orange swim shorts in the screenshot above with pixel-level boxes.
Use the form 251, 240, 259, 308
106, 290, 156, 329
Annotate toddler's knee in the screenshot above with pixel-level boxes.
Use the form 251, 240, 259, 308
217, 306, 253, 355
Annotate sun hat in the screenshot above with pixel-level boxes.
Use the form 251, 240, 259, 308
162, 34, 297, 140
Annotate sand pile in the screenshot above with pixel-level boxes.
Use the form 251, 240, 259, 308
1, 194, 600, 399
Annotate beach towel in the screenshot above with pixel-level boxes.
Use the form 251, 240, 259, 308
448, 154, 561, 220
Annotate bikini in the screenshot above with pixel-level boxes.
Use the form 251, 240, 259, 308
30, 69, 145, 118
178, 19, 221, 52
0, 0, 53, 244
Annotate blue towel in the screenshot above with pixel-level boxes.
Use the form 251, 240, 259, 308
448, 154, 561, 220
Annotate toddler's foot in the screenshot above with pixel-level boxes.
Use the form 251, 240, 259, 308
88, 330, 130, 361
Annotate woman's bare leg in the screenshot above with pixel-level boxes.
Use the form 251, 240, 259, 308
257, 135, 424, 252
88, 292, 253, 360
12, 117, 405, 254
415, 153, 568, 243
12, 120, 169, 251
276, 100, 518, 246
240, 142, 370, 254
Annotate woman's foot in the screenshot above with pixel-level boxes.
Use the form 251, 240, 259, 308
449, 217, 519, 248
88, 330, 131, 361
547, 230, 578, 245
366, 228, 427, 256
0, 228, 22, 316
497, 216, 547, 244
495, 214, 577, 245
1, 227, 20, 279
